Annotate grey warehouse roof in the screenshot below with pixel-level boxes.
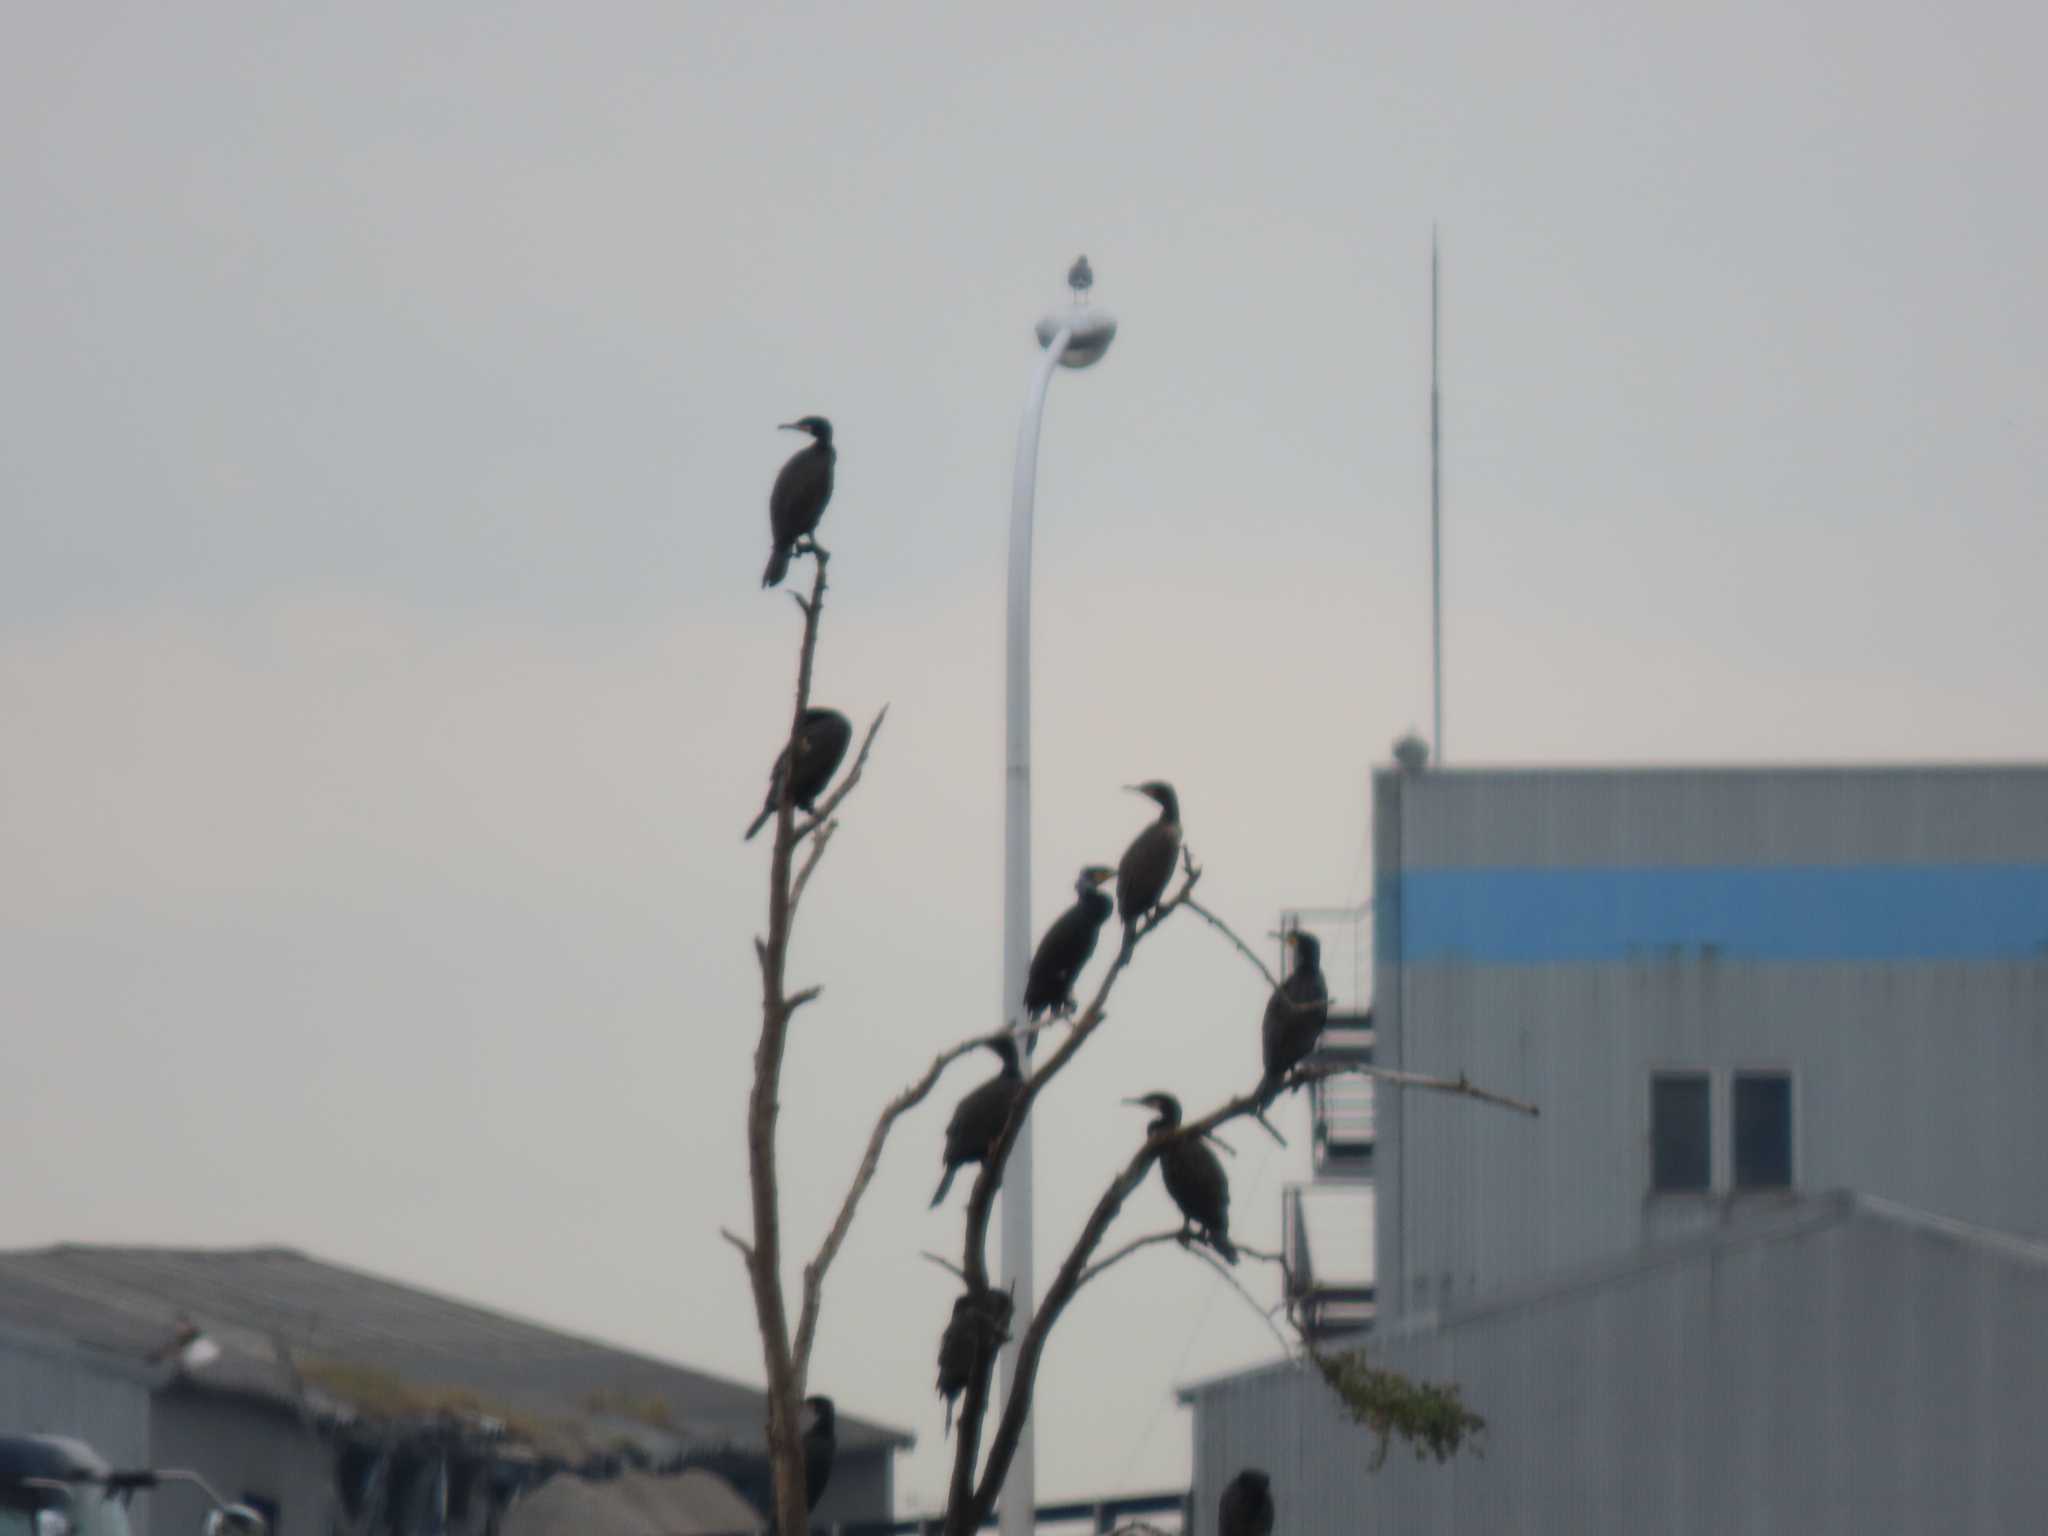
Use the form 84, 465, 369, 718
0, 1243, 910, 1456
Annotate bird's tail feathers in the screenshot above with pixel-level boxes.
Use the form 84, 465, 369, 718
763, 543, 793, 588
1212, 1230, 1239, 1265
744, 805, 773, 841
930, 1164, 958, 1209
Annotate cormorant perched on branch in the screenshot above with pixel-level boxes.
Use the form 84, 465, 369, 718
1116, 782, 1182, 940
802, 1395, 835, 1512
1218, 1469, 1275, 1536
763, 416, 835, 588
1024, 866, 1115, 1020
744, 708, 854, 841
1126, 1092, 1237, 1263
931, 1035, 1024, 1208
1260, 929, 1329, 1099
935, 1288, 1014, 1435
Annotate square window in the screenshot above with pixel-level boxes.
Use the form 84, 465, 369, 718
1650, 1072, 1711, 1192
1733, 1072, 1793, 1189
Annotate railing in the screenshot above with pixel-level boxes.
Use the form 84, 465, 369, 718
846, 1490, 1189, 1536
1281, 1184, 1376, 1343
1307, 1012, 1375, 1178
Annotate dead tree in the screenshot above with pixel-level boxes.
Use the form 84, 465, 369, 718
737, 548, 1530, 1536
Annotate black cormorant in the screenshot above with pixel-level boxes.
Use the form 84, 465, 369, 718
763, 417, 836, 588
1116, 782, 1182, 940
1126, 1091, 1237, 1263
802, 1395, 835, 1511
1218, 1469, 1275, 1536
1024, 865, 1116, 1020
935, 1288, 1014, 1435
931, 1035, 1025, 1208
1260, 929, 1329, 1099
745, 708, 854, 841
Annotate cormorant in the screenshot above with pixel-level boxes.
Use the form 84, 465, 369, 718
931, 1035, 1025, 1208
1218, 1469, 1275, 1536
1126, 1091, 1237, 1264
1024, 866, 1116, 1020
802, 1395, 835, 1512
1260, 929, 1329, 1099
745, 708, 854, 841
763, 416, 835, 588
935, 1288, 1014, 1435
1116, 782, 1182, 941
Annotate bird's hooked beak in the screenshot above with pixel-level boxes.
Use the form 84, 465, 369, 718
1121, 1095, 1151, 1108
1085, 867, 1114, 887
778, 421, 806, 433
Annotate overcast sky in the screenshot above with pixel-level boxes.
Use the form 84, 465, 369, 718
4, 0, 2045, 1513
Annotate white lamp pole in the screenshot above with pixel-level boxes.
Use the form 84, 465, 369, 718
1000, 258, 1116, 1536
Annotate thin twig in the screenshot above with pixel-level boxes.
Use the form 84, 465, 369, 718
1190, 1244, 1297, 1357
1291, 1060, 1539, 1118
786, 704, 888, 916
791, 1028, 1012, 1375
922, 1251, 968, 1281
1187, 897, 1325, 1015
720, 1228, 754, 1261
1075, 1230, 1187, 1289
795, 705, 889, 840
789, 820, 838, 914
1185, 897, 1279, 990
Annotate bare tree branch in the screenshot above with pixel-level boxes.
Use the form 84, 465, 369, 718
742, 549, 833, 1536
792, 1028, 1009, 1376
1291, 1060, 1540, 1118
789, 820, 838, 912
720, 1228, 755, 1261
1184, 897, 1280, 990
941, 852, 1205, 1533
793, 704, 889, 840
922, 1250, 968, 1281
1189, 1244, 1296, 1357
1075, 1230, 1187, 1288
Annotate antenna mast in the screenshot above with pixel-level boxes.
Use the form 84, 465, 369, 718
1430, 229, 1444, 764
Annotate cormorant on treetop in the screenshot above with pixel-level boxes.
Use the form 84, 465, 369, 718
763, 416, 835, 588
1260, 929, 1330, 1100
1218, 1469, 1275, 1536
1024, 866, 1116, 1021
744, 708, 854, 841
931, 1035, 1025, 1208
1125, 1091, 1238, 1264
1115, 782, 1182, 942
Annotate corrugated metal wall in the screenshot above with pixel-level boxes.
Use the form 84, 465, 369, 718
1376, 765, 2048, 1319
1188, 1201, 2048, 1535
0, 1328, 153, 1528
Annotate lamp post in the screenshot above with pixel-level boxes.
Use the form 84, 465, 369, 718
1000, 257, 1116, 1536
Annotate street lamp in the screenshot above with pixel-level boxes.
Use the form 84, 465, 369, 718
1000, 256, 1116, 1536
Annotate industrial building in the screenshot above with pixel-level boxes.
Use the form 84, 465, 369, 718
0, 1244, 908, 1535
1184, 762, 2048, 1534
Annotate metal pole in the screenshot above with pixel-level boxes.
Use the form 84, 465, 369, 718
1430, 229, 1443, 765
1000, 324, 1072, 1536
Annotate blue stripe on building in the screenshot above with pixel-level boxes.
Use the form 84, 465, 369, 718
1392, 864, 2048, 965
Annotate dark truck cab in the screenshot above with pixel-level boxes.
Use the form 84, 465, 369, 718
0, 1436, 266, 1536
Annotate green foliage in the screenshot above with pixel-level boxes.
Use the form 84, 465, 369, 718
1309, 1346, 1485, 1468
